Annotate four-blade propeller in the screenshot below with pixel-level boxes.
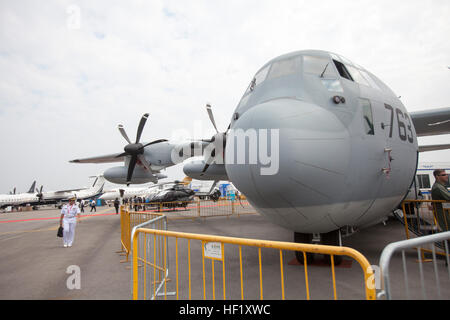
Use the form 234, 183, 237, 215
35, 186, 44, 201
115, 113, 167, 186
201, 104, 230, 174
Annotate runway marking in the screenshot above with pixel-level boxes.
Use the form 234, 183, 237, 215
0, 208, 115, 237
0, 226, 58, 236
0, 207, 114, 224
0, 234, 24, 241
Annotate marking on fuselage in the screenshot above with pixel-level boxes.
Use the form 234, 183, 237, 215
276, 193, 308, 220
289, 177, 331, 200
293, 159, 345, 176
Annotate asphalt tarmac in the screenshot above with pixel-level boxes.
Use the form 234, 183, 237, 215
0, 205, 448, 300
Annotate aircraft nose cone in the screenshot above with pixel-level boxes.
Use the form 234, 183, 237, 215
225, 99, 351, 233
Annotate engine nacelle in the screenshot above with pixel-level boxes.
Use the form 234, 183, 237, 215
183, 160, 229, 181
104, 166, 166, 184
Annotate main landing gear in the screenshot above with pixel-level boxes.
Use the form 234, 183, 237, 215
294, 229, 343, 266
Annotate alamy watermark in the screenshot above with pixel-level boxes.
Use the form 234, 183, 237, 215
66, 265, 81, 290
366, 265, 382, 290
170, 128, 280, 176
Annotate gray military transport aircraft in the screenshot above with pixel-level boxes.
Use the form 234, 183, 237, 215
71, 50, 450, 264
183, 50, 450, 264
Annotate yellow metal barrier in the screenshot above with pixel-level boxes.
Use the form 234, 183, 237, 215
119, 206, 164, 262
127, 199, 255, 220
399, 199, 450, 260
400, 200, 450, 239
132, 228, 376, 300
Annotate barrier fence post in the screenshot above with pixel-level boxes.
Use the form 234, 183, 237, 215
379, 231, 450, 299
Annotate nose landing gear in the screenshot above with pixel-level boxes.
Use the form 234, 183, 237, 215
294, 229, 343, 266
294, 232, 315, 264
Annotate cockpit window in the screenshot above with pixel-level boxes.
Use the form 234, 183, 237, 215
333, 59, 353, 81
359, 70, 381, 90
255, 64, 270, 85
267, 56, 300, 80
304, 56, 336, 78
346, 65, 370, 87
245, 64, 270, 94
360, 98, 374, 135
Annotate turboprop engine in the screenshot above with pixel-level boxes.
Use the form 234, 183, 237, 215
104, 166, 167, 184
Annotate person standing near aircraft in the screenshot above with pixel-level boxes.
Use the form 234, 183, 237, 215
79, 199, 85, 213
114, 198, 120, 214
431, 169, 450, 231
90, 199, 96, 212
59, 197, 81, 247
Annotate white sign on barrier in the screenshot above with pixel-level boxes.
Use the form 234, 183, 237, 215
204, 242, 223, 260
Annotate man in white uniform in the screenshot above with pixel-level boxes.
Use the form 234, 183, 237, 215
59, 197, 81, 247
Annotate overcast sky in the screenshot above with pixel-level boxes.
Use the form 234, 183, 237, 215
0, 0, 449, 193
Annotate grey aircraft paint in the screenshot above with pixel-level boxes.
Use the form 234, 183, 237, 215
224, 50, 418, 233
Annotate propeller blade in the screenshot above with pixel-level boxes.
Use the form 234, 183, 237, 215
114, 152, 128, 158
137, 154, 151, 171
201, 163, 210, 174
118, 125, 132, 144
36, 186, 43, 200
126, 154, 138, 185
135, 113, 149, 143
208, 180, 219, 194
142, 139, 168, 148
201, 152, 216, 173
206, 104, 219, 133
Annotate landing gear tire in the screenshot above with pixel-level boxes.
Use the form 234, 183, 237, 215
294, 232, 315, 264
321, 230, 343, 266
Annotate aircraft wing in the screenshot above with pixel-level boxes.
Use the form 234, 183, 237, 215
53, 188, 84, 193
410, 108, 450, 137
418, 144, 450, 152
69, 153, 125, 164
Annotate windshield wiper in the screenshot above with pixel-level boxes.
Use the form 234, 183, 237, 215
320, 63, 329, 78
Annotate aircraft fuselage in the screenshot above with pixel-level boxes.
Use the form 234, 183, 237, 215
224, 50, 418, 233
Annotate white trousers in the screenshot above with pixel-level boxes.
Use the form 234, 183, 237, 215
63, 218, 77, 246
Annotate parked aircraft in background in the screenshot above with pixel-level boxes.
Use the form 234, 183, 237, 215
0, 176, 106, 211
6, 181, 36, 196
99, 177, 192, 201
99, 185, 158, 201
0, 181, 40, 209
189, 179, 239, 201
40, 175, 105, 203
181, 50, 450, 264
146, 183, 195, 204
